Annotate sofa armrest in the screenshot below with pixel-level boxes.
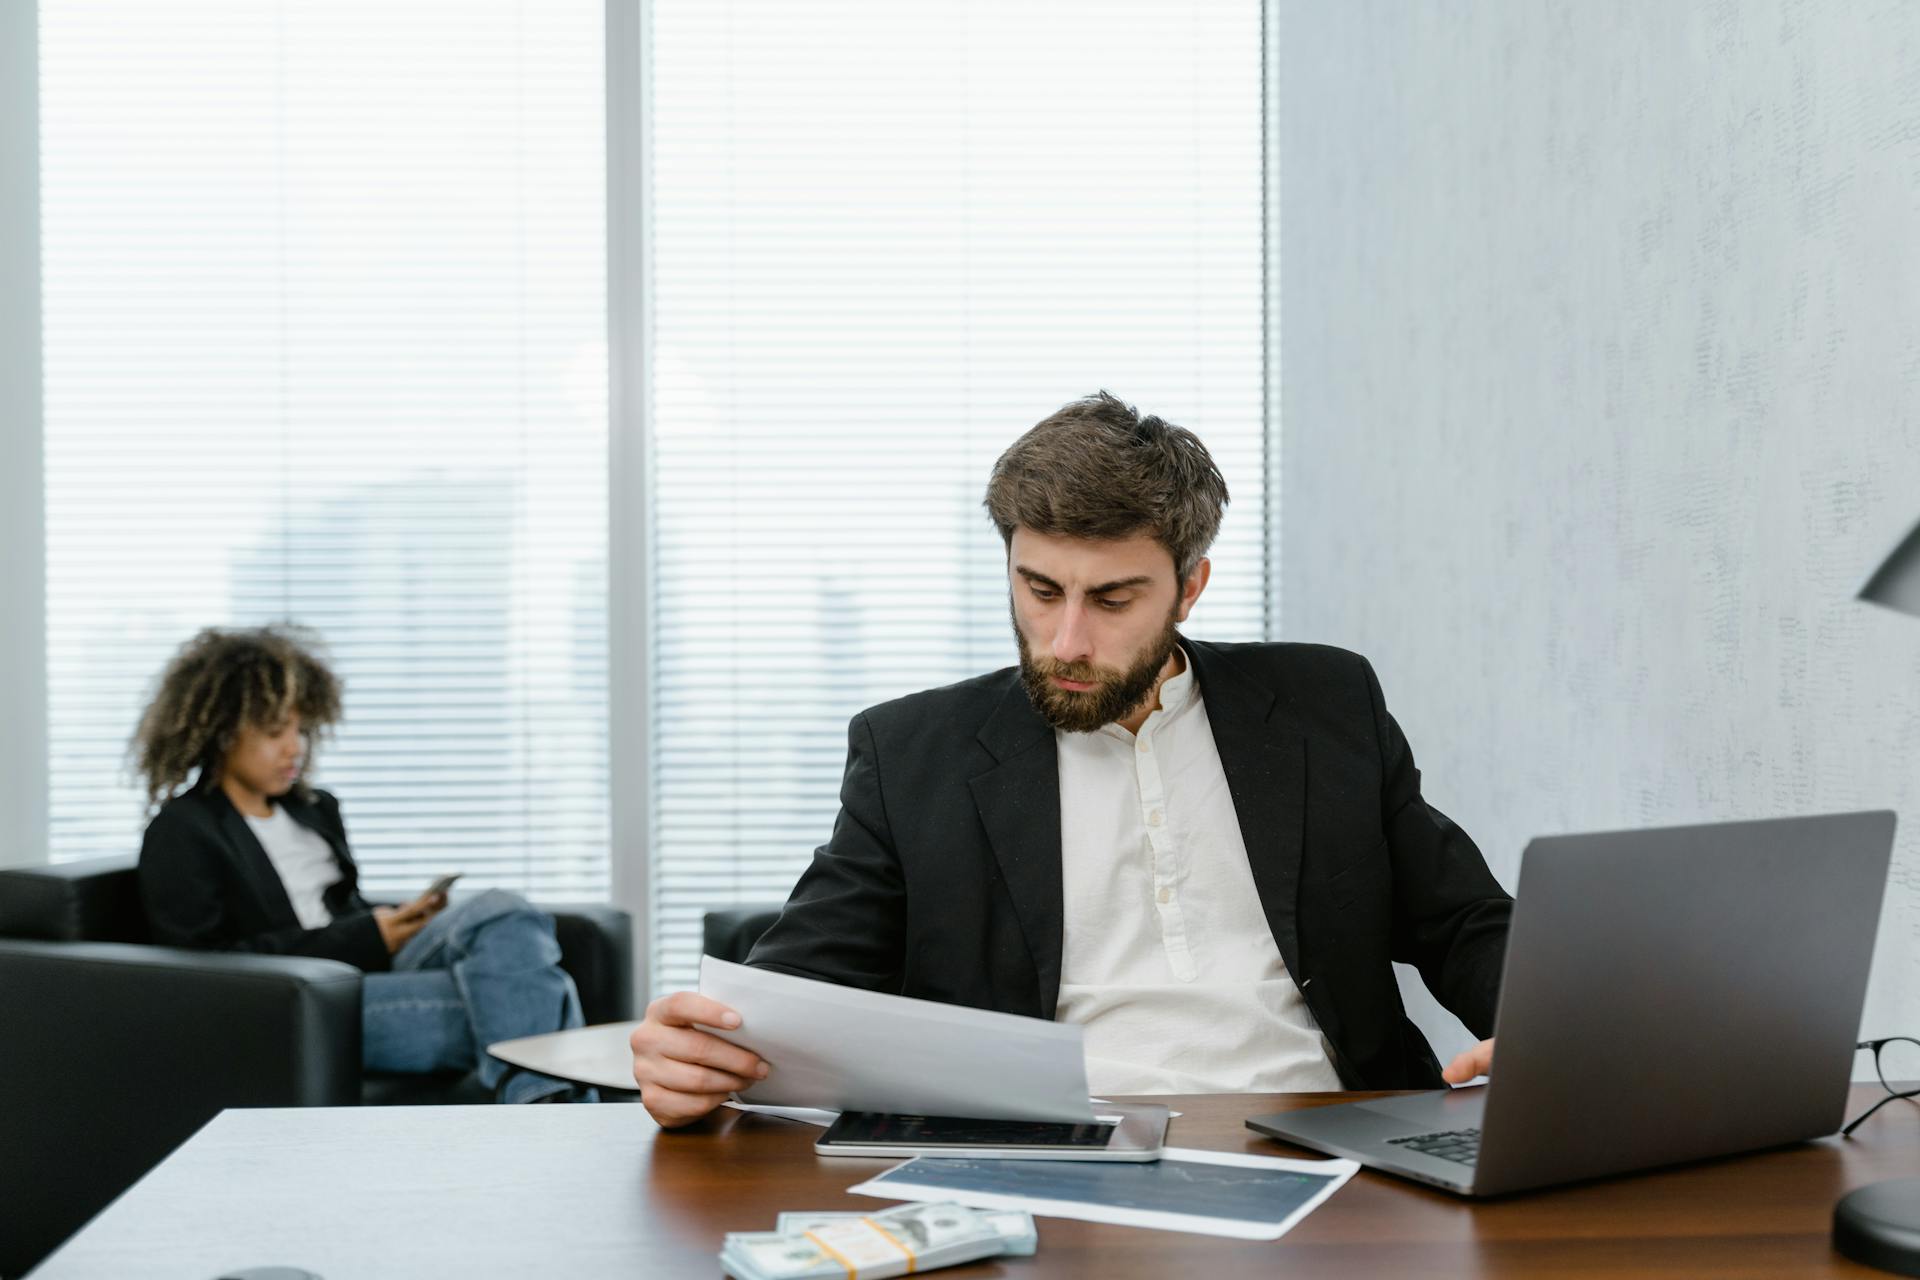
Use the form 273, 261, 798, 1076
0, 940, 362, 1278
542, 903, 635, 1025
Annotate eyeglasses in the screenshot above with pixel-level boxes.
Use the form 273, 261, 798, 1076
1842, 1037, 1920, 1137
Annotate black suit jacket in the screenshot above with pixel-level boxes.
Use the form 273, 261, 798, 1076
138, 786, 391, 972
746, 638, 1513, 1090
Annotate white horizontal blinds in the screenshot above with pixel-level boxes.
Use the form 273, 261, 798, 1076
648, 0, 1266, 991
40, 2, 611, 897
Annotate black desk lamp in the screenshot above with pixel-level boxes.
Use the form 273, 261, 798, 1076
1834, 521, 1920, 1275
1861, 522, 1920, 618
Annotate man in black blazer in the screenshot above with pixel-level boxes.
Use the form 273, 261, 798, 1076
630, 392, 1511, 1127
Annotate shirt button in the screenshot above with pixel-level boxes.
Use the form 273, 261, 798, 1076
1157, 886, 1171, 904
1147, 809, 1163, 827
1137, 738, 1151, 753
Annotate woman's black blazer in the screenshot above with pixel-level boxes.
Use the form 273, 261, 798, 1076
138, 785, 391, 971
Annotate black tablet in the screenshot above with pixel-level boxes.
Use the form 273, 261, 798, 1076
814, 1105, 1168, 1161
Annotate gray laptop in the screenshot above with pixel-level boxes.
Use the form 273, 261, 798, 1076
1247, 810, 1896, 1196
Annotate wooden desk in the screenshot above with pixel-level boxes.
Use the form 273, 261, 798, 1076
28, 1087, 1917, 1278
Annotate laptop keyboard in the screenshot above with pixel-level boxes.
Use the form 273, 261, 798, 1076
1388, 1126, 1481, 1165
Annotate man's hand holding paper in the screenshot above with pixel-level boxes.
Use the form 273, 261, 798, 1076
629, 990, 769, 1127
692, 958, 1096, 1123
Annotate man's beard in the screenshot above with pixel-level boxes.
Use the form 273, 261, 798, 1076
1013, 600, 1182, 733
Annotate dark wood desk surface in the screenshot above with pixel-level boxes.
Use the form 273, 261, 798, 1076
29, 1087, 1918, 1279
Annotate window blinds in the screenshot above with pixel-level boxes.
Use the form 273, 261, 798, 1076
646, 0, 1268, 992
40, 2, 611, 898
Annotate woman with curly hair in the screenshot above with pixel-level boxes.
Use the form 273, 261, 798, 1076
133, 624, 592, 1103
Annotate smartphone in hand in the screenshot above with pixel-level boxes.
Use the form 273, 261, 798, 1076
424, 872, 463, 901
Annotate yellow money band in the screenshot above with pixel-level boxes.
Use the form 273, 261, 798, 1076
861, 1217, 918, 1273
803, 1229, 861, 1278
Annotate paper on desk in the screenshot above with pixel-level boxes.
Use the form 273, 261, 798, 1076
848, 1147, 1360, 1240
699, 956, 1096, 1123
724, 1102, 840, 1126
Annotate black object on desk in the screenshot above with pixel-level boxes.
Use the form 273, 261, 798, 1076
815, 1104, 1169, 1160
1836, 1178, 1920, 1277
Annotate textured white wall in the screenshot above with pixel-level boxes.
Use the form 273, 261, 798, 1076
1278, 0, 1920, 1066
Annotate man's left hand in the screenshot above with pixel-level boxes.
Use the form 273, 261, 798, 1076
1442, 1038, 1494, 1084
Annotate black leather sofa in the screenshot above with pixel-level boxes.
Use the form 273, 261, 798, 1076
701, 902, 784, 966
0, 855, 633, 1279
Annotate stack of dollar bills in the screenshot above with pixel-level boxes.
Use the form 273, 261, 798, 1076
720, 1202, 1039, 1279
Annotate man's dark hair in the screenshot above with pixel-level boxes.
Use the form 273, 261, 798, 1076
983, 391, 1229, 581
129, 623, 343, 808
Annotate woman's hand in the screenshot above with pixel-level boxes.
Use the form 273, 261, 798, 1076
373, 892, 443, 955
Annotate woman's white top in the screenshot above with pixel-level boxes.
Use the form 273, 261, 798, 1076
244, 805, 342, 931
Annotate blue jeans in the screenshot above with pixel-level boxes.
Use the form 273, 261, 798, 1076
361, 889, 593, 1104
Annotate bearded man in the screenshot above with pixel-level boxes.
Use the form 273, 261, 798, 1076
630, 392, 1512, 1127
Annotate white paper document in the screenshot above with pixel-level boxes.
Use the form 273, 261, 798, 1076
723, 1102, 840, 1126
848, 1147, 1360, 1240
698, 956, 1095, 1123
